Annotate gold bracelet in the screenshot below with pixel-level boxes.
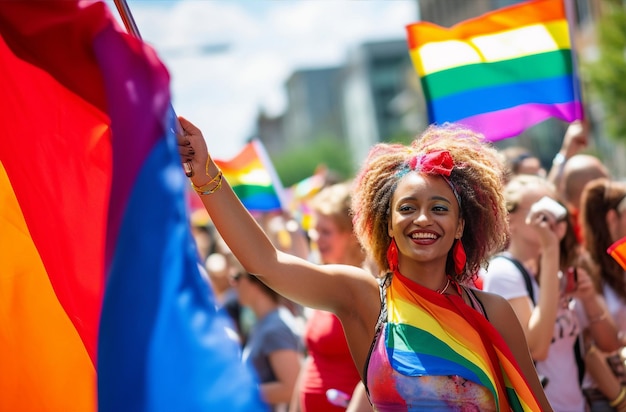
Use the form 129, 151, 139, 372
589, 311, 608, 324
191, 169, 222, 192
191, 169, 223, 195
610, 386, 626, 407
189, 154, 221, 191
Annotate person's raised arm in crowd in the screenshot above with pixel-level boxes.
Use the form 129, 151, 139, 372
547, 120, 589, 189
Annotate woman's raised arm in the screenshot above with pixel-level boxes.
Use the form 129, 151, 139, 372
177, 116, 377, 314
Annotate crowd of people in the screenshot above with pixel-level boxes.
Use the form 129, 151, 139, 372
182, 118, 626, 412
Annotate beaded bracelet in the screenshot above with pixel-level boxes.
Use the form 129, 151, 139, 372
610, 386, 626, 407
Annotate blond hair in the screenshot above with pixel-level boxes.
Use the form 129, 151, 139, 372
309, 182, 353, 233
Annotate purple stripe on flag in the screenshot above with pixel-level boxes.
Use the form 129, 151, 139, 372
457, 101, 583, 142
93, 26, 171, 268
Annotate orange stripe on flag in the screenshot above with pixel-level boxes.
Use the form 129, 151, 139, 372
0, 163, 96, 412
406, 0, 565, 48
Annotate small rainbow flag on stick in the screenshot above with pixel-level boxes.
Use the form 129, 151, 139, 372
406, 0, 583, 141
215, 139, 285, 213
608, 236, 626, 271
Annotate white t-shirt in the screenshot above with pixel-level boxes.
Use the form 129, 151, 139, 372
482, 254, 585, 412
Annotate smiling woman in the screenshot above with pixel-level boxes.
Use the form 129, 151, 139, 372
180, 114, 554, 410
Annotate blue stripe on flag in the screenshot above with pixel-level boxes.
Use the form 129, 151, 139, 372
98, 115, 268, 412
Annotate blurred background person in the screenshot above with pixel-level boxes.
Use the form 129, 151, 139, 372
560, 154, 610, 212
290, 182, 372, 412
233, 270, 303, 412
579, 178, 626, 411
482, 174, 613, 411
547, 120, 591, 193
206, 243, 249, 343
499, 145, 546, 183
189, 208, 216, 262
542, 120, 609, 244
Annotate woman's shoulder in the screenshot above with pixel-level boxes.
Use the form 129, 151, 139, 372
469, 289, 530, 350
470, 289, 517, 322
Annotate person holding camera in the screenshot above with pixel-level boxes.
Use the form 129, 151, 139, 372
578, 178, 626, 411
482, 174, 617, 411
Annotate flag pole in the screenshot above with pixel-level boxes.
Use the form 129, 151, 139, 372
112, 0, 142, 40
112, 0, 194, 177
563, 0, 585, 122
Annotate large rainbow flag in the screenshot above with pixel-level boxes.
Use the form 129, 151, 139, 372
406, 0, 583, 141
0, 2, 265, 411
215, 139, 285, 213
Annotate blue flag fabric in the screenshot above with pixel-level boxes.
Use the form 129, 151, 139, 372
94, 4, 268, 411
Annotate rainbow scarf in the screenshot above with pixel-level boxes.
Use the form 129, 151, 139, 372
388, 271, 542, 411
406, 0, 582, 141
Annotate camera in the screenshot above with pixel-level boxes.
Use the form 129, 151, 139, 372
529, 196, 568, 221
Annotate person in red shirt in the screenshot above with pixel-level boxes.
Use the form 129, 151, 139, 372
293, 182, 370, 412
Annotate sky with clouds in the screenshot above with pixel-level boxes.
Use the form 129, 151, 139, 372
109, 0, 419, 159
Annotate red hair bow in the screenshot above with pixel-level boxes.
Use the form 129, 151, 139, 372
408, 150, 454, 176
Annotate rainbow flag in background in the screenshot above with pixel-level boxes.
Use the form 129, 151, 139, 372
406, 0, 583, 141
285, 166, 327, 231
215, 139, 285, 213
608, 236, 626, 271
0, 2, 266, 411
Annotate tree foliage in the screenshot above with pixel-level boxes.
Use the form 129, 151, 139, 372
583, 0, 626, 140
271, 137, 353, 187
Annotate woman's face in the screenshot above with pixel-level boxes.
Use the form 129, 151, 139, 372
387, 173, 463, 273
507, 185, 556, 249
313, 214, 354, 264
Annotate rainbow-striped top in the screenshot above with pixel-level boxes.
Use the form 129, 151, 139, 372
365, 272, 542, 411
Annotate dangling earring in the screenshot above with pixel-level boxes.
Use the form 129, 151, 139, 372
453, 238, 466, 275
387, 239, 399, 272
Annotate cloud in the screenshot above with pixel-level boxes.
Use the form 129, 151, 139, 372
113, 0, 418, 158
